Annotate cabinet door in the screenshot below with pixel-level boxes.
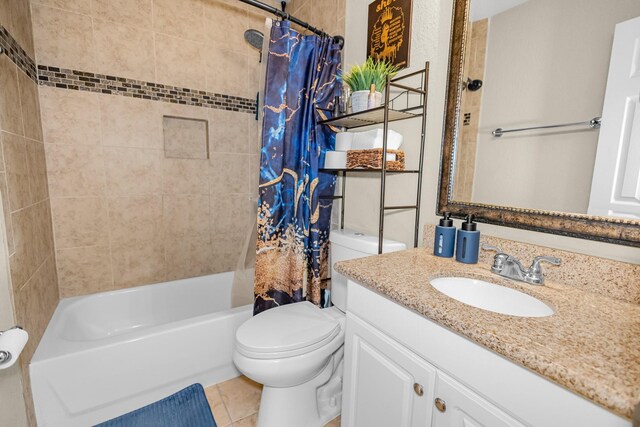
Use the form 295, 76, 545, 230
342, 314, 436, 427
433, 372, 526, 427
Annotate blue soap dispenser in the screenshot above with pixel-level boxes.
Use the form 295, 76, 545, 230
456, 214, 480, 264
434, 212, 456, 258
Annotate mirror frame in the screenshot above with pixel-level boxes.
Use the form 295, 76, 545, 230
438, 0, 640, 247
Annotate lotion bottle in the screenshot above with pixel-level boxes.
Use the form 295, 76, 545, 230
456, 214, 480, 264
433, 212, 455, 258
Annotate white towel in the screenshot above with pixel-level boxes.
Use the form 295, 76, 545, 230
335, 132, 353, 151
350, 129, 404, 150
324, 151, 347, 169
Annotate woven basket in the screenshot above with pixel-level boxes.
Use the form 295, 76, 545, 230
346, 149, 405, 171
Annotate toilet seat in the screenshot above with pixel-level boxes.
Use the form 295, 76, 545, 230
236, 302, 341, 360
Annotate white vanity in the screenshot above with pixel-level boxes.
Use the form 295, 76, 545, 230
341, 281, 631, 427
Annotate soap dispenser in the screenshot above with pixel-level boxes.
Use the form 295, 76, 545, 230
434, 212, 456, 258
456, 214, 480, 264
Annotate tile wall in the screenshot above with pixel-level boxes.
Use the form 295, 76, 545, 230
290, 0, 346, 38
30, 0, 287, 297
30, 0, 345, 298
0, 1, 59, 424
453, 18, 488, 201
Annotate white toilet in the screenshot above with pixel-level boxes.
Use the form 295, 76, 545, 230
233, 229, 406, 427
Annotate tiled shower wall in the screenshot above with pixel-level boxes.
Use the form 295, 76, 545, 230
32, 0, 279, 297
453, 18, 488, 202
31, 0, 345, 298
290, 0, 346, 37
0, 1, 59, 425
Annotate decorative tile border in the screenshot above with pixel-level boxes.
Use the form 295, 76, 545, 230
0, 25, 37, 81
37, 66, 257, 114
0, 24, 256, 114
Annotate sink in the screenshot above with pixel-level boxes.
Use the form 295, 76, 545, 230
430, 277, 554, 317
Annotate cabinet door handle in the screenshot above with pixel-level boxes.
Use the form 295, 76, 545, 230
413, 383, 424, 396
435, 397, 447, 412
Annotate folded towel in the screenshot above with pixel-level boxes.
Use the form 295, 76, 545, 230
335, 132, 353, 151
351, 129, 404, 150
324, 151, 348, 169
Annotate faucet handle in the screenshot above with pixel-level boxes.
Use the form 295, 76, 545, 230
481, 243, 508, 273
526, 256, 561, 285
530, 256, 561, 271
481, 243, 503, 253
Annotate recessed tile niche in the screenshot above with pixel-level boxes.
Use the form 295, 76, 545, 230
163, 116, 209, 159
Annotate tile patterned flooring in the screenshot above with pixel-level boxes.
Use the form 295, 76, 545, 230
204, 376, 341, 427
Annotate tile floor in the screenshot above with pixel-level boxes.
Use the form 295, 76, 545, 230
205, 376, 341, 427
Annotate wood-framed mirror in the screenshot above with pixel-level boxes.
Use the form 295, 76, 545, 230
438, 0, 640, 247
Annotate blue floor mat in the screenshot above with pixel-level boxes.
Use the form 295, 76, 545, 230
94, 383, 217, 427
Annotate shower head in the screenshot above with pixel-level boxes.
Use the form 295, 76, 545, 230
244, 29, 264, 63
244, 29, 264, 51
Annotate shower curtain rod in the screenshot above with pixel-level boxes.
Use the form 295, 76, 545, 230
237, 0, 345, 49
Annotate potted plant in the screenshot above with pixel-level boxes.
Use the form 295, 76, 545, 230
342, 58, 400, 113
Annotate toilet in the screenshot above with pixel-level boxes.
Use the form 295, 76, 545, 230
233, 229, 406, 427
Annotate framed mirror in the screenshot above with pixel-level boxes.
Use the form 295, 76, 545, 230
438, 0, 640, 246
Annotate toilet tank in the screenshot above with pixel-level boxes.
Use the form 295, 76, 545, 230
329, 229, 406, 311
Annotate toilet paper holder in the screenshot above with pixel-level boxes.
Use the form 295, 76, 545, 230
0, 326, 24, 366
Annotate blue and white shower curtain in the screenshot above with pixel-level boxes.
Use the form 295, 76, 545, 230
254, 21, 341, 315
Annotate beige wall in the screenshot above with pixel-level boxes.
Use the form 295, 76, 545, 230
472, 0, 640, 213
31, 0, 286, 297
344, 0, 640, 264
0, 1, 59, 425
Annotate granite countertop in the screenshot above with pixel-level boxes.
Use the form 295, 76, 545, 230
335, 248, 640, 420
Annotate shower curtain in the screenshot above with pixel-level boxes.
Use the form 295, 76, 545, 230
254, 21, 341, 315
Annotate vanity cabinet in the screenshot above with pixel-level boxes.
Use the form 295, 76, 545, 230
342, 313, 436, 427
341, 280, 631, 427
432, 372, 524, 427
342, 313, 524, 427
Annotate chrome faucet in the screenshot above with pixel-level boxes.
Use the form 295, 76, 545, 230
481, 244, 561, 285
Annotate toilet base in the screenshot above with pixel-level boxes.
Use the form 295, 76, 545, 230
256, 350, 343, 427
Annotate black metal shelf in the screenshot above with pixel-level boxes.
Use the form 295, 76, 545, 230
319, 63, 430, 253
318, 69, 426, 130
320, 168, 420, 174
318, 106, 422, 129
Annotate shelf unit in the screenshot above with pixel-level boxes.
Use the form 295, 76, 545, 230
319, 62, 430, 253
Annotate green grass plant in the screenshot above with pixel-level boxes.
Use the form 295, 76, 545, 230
342, 58, 400, 92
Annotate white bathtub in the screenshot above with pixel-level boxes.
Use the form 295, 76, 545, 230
30, 272, 252, 427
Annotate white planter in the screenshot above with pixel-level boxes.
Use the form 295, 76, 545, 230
351, 90, 383, 113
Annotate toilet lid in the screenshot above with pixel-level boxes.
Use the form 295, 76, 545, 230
236, 301, 340, 359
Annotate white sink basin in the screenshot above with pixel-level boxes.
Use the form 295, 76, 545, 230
430, 277, 554, 317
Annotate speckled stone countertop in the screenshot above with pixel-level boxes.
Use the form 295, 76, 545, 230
334, 248, 640, 420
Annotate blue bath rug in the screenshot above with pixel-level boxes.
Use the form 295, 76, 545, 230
94, 383, 217, 427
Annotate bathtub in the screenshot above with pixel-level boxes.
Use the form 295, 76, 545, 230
30, 272, 253, 427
